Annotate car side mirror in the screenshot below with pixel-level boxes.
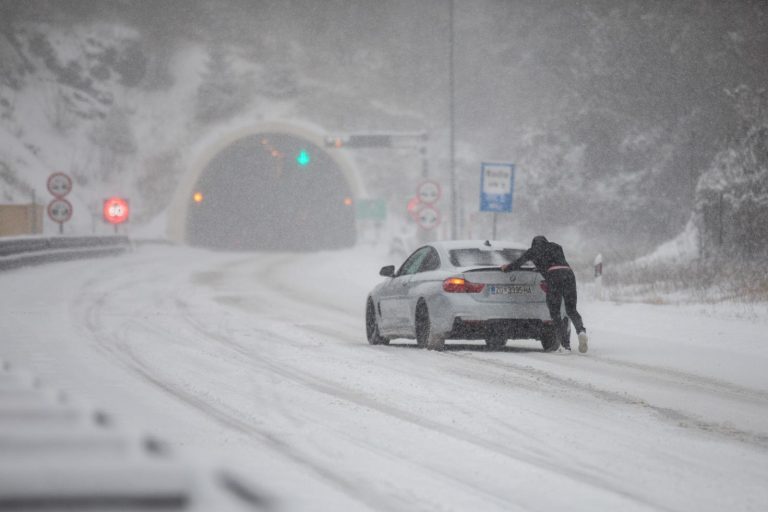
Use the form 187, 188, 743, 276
379, 265, 395, 277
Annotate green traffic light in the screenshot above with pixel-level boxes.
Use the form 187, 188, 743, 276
297, 149, 310, 166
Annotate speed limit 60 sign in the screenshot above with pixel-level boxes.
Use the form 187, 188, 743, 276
103, 197, 130, 224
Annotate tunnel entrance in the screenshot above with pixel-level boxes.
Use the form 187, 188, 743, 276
186, 133, 356, 251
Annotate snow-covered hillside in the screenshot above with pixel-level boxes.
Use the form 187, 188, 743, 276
0, 19, 302, 234
1, 21, 196, 233
0, 16, 419, 237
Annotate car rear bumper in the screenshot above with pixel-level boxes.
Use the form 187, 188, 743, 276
428, 295, 551, 338
447, 317, 551, 340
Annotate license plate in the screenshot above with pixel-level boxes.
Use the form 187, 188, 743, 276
489, 285, 531, 295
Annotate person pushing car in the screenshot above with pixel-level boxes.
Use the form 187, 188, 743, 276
501, 236, 588, 353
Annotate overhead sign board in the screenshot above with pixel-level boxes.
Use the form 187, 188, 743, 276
47, 172, 73, 198
356, 199, 386, 221
480, 162, 515, 213
324, 134, 392, 148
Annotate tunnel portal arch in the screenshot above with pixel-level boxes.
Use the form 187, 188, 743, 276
168, 123, 364, 251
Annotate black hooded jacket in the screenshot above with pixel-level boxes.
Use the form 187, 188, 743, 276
505, 236, 570, 276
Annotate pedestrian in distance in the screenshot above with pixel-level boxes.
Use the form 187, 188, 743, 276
500, 236, 588, 353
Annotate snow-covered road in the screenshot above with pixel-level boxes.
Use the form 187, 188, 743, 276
2, 245, 767, 511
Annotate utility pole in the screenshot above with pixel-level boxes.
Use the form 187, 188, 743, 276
691, 129, 703, 264
718, 191, 724, 246
448, 0, 457, 240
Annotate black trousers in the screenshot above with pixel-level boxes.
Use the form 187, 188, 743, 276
545, 268, 585, 336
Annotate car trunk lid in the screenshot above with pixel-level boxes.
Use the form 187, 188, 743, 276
459, 267, 545, 303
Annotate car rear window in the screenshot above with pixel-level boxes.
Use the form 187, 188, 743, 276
449, 248, 526, 267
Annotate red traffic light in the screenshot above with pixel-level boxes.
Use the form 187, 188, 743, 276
103, 197, 129, 224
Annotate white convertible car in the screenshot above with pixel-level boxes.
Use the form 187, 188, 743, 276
365, 240, 568, 351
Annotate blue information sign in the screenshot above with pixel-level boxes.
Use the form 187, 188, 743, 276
480, 162, 515, 212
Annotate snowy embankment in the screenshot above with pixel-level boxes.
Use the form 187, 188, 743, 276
1, 244, 767, 511
599, 221, 768, 304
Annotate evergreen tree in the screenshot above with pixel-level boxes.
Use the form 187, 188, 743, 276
696, 86, 768, 260
195, 45, 244, 124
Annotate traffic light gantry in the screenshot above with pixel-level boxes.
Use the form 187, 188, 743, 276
324, 134, 392, 148
324, 132, 429, 176
324, 132, 427, 149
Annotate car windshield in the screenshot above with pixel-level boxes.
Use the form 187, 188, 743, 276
448, 248, 526, 267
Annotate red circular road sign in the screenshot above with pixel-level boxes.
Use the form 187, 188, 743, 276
47, 172, 73, 198
416, 180, 441, 204
103, 197, 130, 224
47, 198, 73, 223
416, 205, 440, 230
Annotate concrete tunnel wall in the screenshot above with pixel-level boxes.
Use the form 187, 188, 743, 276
167, 122, 365, 248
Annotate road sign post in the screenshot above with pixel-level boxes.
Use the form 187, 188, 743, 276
480, 162, 515, 239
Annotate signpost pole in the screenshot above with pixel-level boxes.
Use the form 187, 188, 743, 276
448, 0, 456, 239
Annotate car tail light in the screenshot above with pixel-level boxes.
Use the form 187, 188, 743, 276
443, 277, 485, 293
539, 281, 549, 293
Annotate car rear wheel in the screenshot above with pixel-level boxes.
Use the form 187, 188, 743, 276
415, 301, 444, 350
485, 335, 507, 349
366, 299, 389, 345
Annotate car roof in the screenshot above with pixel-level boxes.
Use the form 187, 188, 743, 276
429, 239, 528, 251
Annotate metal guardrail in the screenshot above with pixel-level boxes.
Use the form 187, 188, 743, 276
0, 236, 132, 271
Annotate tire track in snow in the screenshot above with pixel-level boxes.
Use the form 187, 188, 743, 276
82, 278, 561, 512
74, 255, 562, 512
52, 247, 768, 512
259, 252, 768, 455
69, 262, 404, 512
259, 252, 768, 403
241, 253, 768, 452
577, 353, 768, 404
451, 352, 768, 451
172, 298, 538, 512
173, 296, 669, 512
